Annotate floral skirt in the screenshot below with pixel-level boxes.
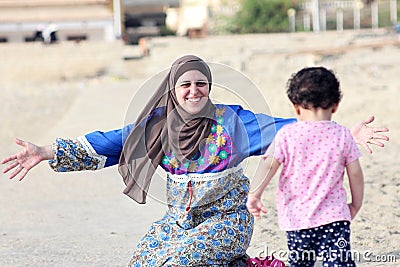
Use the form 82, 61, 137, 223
128, 168, 254, 266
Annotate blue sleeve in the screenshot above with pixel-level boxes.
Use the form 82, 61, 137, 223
84, 124, 134, 168
226, 105, 296, 162
83, 107, 165, 168
255, 114, 297, 155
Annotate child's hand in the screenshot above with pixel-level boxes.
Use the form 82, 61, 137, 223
246, 195, 267, 219
348, 203, 361, 220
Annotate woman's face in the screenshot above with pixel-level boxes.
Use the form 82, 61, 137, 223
175, 70, 210, 114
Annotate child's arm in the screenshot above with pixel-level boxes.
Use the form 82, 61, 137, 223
246, 155, 280, 219
346, 159, 364, 219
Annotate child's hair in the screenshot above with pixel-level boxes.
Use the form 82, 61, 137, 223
286, 67, 342, 109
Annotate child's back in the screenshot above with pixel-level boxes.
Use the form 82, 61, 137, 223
273, 120, 360, 231
247, 67, 364, 267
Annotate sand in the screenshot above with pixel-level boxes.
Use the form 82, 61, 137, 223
0, 29, 399, 266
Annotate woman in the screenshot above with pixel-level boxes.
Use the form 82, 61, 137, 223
1, 55, 389, 266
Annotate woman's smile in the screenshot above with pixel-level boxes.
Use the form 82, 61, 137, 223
186, 97, 201, 102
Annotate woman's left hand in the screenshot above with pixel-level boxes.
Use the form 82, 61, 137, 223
351, 116, 389, 154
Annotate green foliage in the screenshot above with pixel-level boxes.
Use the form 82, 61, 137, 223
230, 0, 297, 33
160, 25, 176, 36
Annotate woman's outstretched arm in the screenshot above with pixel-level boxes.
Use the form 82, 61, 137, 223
1, 138, 53, 181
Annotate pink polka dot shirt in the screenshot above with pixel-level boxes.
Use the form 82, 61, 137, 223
269, 120, 361, 231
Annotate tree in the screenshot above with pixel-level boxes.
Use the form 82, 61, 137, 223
230, 0, 297, 33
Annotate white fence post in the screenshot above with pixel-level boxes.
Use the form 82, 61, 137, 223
288, 8, 296, 32
390, 0, 398, 24
304, 13, 311, 31
320, 8, 326, 31
113, 0, 122, 39
312, 0, 320, 32
371, 0, 379, 29
337, 8, 344, 31
353, 1, 363, 30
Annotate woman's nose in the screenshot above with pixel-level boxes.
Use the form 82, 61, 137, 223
189, 83, 199, 94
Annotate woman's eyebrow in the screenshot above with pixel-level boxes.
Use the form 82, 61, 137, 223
178, 79, 208, 83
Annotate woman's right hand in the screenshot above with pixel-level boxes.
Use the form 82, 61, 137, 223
1, 138, 53, 181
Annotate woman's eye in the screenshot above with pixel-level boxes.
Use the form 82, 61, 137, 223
177, 82, 190, 88
196, 82, 207, 87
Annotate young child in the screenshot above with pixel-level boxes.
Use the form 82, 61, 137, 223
247, 67, 364, 266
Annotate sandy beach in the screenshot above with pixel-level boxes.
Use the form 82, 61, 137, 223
1, 29, 399, 266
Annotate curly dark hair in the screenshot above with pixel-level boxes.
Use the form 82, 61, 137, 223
286, 67, 342, 109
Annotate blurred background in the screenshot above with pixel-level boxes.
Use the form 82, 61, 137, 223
0, 0, 399, 44
0, 1, 399, 266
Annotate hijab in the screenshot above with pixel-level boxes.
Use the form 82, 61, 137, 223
118, 55, 216, 203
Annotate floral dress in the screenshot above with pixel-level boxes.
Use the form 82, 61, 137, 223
49, 105, 295, 266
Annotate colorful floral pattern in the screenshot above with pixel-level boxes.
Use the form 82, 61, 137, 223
128, 168, 253, 266
161, 107, 232, 175
49, 138, 102, 172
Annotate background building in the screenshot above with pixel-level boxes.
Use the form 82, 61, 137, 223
0, 0, 114, 43
123, 0, 179, 44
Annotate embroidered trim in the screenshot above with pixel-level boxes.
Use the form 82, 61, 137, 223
49, 141, 59, 168
77, 135, 107, 169
167, 165, 243, 183
161, 107, 232, 174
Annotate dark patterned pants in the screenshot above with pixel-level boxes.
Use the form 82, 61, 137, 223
286, 221, 356, 267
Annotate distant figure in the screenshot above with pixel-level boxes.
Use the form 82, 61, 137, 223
43, 23, 59, 44
33, 24, 45, 42
394, 23, 400, 34
138, 37, 150, 57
